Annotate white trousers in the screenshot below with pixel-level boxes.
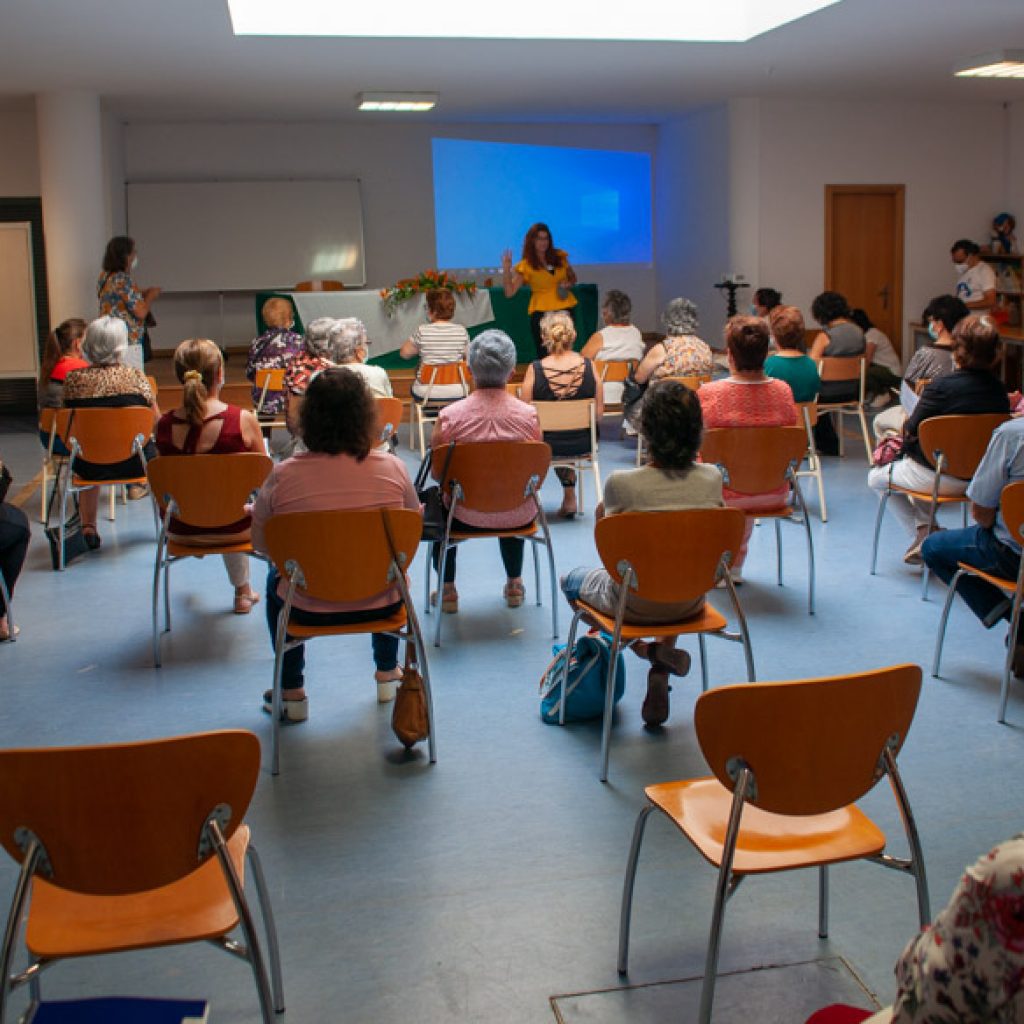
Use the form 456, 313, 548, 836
867, 457, 967, 537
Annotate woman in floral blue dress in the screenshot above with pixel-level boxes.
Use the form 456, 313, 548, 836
97, 235, 161, 371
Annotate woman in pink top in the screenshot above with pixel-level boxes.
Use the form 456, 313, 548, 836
698, 316, 798, 577
251, 368, 419, 722
431, 330, 542, 613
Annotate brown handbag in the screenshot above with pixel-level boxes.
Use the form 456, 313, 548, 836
392, 643, 429, 749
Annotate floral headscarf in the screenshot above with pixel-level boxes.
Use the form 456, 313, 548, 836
891, 833, 1024, 1023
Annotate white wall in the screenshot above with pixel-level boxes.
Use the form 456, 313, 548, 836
1006, 101, 1024, 228
0, 110, 40, 196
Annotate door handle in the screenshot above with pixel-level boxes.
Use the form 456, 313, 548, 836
878, 284, 889, 310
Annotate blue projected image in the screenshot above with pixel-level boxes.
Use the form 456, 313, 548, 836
432, 139, 652, 268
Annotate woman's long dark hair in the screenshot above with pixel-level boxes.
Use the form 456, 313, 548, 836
521, 222, 565, 272
38, 318, 87, 388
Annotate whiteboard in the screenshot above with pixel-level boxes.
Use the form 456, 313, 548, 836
125, 180, 365, 292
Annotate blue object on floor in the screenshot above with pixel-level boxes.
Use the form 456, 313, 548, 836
30, 998, 208, 1023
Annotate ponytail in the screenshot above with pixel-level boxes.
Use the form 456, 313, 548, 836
173, 338, 223, 427
39, 318, 87, 389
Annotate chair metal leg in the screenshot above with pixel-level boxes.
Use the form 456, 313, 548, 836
794, 484, 816, 615
433, 538, 449, 648
698, 633, 709, 692
107, 485, 116, 522
884, 749, 931, 929
0, 842, 43, 1024
152, 548, 164, 668
774, 518, 783, 586
617, 805, 655, 975
858, 407, 873, 463
870, 491, 890, 575
722, 574, 757, 682
531, 540, 541, 607
931, 568, 964, 678
246, 843, 285, 1013
836, 411, 845, 458
269, 621, 290, 777
818, 865, 829, 938
999, 585, 1023, 724
599, 630, 622, 784
402, 581, 439, 763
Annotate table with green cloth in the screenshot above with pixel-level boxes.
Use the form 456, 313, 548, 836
253, 285, 599, 367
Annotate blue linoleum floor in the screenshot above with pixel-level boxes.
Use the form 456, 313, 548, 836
0, 413, 1019, 1023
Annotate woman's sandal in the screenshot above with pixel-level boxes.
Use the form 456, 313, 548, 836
82, 526, 101, 551
503, 581, 525, 608
233, 588, 261, 615
430, 589, 459, 613
0, 623, 19, 643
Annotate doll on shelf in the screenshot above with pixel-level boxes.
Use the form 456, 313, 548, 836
991, 212, 1017, 254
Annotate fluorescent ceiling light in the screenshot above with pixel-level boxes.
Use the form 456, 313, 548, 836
954, 50, 1024, 78
357, 92, 438, 112
228, 0, 840, 42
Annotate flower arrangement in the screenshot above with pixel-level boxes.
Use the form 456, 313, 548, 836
379, 269, 477, 317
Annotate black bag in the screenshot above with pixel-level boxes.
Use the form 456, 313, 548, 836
621, 372, 646, 409
414, 442, 456, 543
43, 455, 89, 571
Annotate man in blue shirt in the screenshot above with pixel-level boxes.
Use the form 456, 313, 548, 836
922, 418, 1024, 664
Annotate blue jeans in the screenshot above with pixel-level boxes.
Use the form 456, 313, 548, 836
921, 526, 1021, 628
264, 567, 401, 691
560, 567, 590, 606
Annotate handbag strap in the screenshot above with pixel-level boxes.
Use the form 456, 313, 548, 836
415, 439, 457, 493
379, 508, 417, 670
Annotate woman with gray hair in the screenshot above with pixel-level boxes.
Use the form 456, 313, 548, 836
582, 289, 646, 407
634, 297, 714, 386
283, 316, 337, 436
429, 330, 542, 612
328, 318, 392, 398
62, 315, 159, 548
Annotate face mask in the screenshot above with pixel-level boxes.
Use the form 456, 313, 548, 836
954, 262, 967, 274
130, 256, 139, 271
927, 322, 940, 341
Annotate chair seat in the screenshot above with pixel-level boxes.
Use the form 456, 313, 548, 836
167, 539, 254, 558
285, 607, 408, 639
449, 523, 539, 541
578, 600, 727, 640
956, 561, 1015, 593
887, 484, 967, 505
26, 825, 249, 958
72, 473, 147, 489
645, 778, 886, 874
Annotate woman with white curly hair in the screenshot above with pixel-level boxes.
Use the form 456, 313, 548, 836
634, 297, 714, 386
283, 316, 337, 436
328, 318, 392, 398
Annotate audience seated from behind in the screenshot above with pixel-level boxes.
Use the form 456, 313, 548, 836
560, 381, 723, 727
251, 368, 419, 722
430, 329, 542, 615
805, 833, 1024, 1024
62, 315, 160, 550
155, 338, 265, 615
581, 289, 645, 404
751, 286, 782, 318
850, 307, 902, 407
283, 316, 337, 438
246, 297, 304, 416
398, 288, 470, 402
0, 455, 29, 642
698, 315, 798, 581
520, 309, 602, 519
328, 318, 392, 397
37, 318, 89, 458
868, 315, 1009, 566
764, 305, 821, 403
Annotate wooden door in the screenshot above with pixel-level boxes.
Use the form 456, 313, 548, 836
0, 222, 38, 378
825, 185, 904, 350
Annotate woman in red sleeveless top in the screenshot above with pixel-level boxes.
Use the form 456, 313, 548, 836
155, 339, 265, 613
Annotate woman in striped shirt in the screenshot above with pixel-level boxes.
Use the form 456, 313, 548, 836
399, 289, 470, 402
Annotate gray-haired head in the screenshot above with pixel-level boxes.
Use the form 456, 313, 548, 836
603, 289, 632, 324
662, 297, 700, 336
468, 329, 516, 389
82, 315, 128, 366
328, 318, 369, 363
304, 317, 336, 358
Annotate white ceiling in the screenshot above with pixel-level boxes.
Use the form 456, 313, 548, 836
1, 0, 1022, 123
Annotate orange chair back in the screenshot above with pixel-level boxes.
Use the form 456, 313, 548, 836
39, 407, 58, 439
374, 396, 404, 442
147, 453, 272, 528
159, 385, 185, 411
59, 407, 153, 468
0, 730, 260, 895
431, 441, 551, 514
421, 362, 468, 389
796, 400, 818, 427
263, 508, 422, 603
254, 368, 286, 391
917, 413, 1010, 479
595, 360, 634, 383
145, 375, 159, 397
595, 508, 746, 603
816, 355, 865, 383
695, 664, 921, 816
662, 374, 711, 391
1002, 480, 1024, 545
294, 280, 344, 292
700, 425, 807, 496
532, 399, 594, 433
220, 383, 255, 411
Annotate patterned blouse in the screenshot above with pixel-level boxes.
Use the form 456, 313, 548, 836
284, 353, 334, 397
246, 328, 305, 415
97, 271, 145, 347
63, 365, 153, 407
655, 335, 714, 380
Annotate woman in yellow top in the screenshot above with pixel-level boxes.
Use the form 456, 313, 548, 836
502, 222, 578, 359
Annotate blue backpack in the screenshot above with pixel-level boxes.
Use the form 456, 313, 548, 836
539, 632, 626, 724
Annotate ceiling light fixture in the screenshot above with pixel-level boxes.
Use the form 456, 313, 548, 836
954, 50, 1024, 78
228, 0, 840, 42
356, 92, 438, 112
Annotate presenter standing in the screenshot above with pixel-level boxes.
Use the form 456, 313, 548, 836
98, 235, 161, 371
502, 223, 578, 360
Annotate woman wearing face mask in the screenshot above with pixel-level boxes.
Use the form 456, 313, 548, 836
98, 235, 161, 371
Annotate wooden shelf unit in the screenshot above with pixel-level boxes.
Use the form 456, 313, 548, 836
983, 251, 1023, 327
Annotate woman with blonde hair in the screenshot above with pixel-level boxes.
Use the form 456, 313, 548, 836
520, 309, 602, 518
155, 338, 265, 613
246, 297, 304, 415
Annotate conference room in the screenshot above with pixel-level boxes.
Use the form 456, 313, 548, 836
1, 1, 1023, 1020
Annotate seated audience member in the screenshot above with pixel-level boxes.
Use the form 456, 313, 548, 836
252, 368, 419, 721
38, 318, 88, 412
521, 310, 602, 519
850, 307, 902, 407
698, 315, 798, 580
873, 295, 969, 441
246, 297, 304, 416
62, 315, 159, 550
581, 289, 645, 404
328, 318, 392, 397
0, 456, 29, 642
398, 288, 470, 402
283, 316, 336, 437
560, 382, 723, 727
764, 305, 821, 402
155, 338, 265, 614
430, 330, 542, 614
752, 287, 782, 317
922, 413, 1024, 666
805, 833, 1024, 1024
869, 315, 1009, 566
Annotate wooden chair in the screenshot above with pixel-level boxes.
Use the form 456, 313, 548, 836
814, 356, 872, 461
253, 367, 286, 417
145, 374, 159, 398
0, 730, 285, 1023
409, 362, 470, 456
147, 453, 273, 667
869, 413, 1010, 596
40, 409, 120, 526
932, 479, 1024, 723
531, 399, 602, 512
594, 358, 636, 422
701, 425, 816, 614
563, 508, 755, 782
795, 401, 828, 522
54, 407, 157, 570
617, 664, 929, 1024
262, 508, 436, 775
374, 396, 404, 447
636, 374, 710, 466
294, 279, 344, 291
427, 441, 557, 648
159, 384, 185, 411
221, 382, 255, 411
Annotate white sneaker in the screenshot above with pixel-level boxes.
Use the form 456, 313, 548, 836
377, 679, 398, 704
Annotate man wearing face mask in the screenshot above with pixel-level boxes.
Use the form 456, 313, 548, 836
98, 235, 162, 371
951, 238, 997, 312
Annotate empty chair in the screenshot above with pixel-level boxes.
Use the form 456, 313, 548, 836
795, 401, 828, 522
814, 356, 872, 461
